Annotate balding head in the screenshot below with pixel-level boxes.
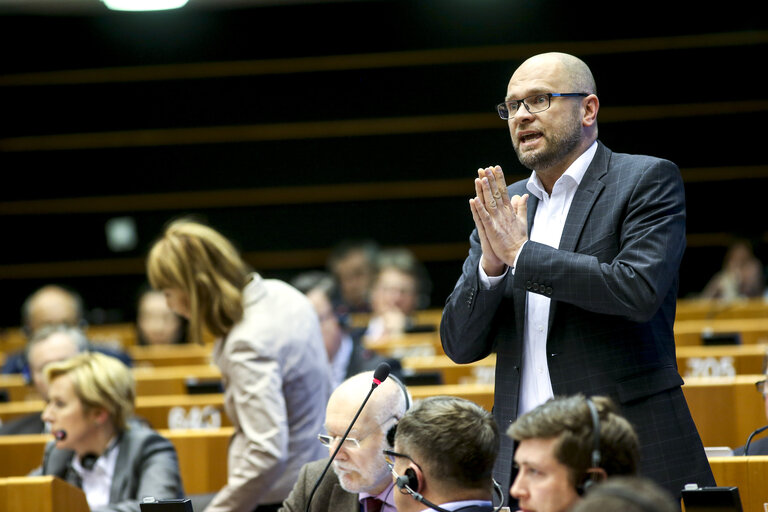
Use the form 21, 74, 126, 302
23, 285, 83, 336
325, 371, 409, 494
513, 53, 596, 95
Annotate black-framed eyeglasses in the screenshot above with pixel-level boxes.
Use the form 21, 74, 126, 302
756, 379, 767, 397
496, 92, 588, 120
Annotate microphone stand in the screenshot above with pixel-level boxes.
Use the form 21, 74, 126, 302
743, 424, 768, 455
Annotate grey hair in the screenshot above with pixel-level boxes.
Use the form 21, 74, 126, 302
26, 323, 89, 358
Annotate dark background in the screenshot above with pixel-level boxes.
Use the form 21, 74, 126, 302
1, 0, 767, 328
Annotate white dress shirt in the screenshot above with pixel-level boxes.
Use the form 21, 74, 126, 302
71, 438, 120, 510
479, 141, 598, 415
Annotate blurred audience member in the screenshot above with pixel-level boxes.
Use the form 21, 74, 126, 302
135, 286, 188, 345
291, 271, 401, 389
32, 352, 183, 512
364, 248, 432, 343
507, 395, 639, 512
2, 285, 131, 375
327, 239, 379, 314
733, 369, 768, 455
279, 370, 410, 512
569, 476, 678, 512
388, 396, 499, 512
0, 324, 88, 435
700, 240, 765, 300
147, 219, 331, 512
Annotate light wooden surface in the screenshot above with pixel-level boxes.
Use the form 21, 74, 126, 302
708, 456, 768, 512
0, 475, 90, 512
677, 344, 767, 376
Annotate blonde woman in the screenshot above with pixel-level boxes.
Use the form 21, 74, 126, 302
147, 219, 332, 512
34, 352, 183, 512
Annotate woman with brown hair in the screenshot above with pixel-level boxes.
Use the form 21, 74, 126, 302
147, 219, 332, 512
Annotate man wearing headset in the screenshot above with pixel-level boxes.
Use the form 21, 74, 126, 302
279, 370, 411, 512
508, 395, 640, 512
387, 396, 500, 512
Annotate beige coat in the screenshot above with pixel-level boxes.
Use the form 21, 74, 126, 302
206, 274, 332, 512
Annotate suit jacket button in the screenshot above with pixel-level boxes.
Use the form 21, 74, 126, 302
546, 286, 553, 295
532, 283, 539, 292
526, 281, 532, 290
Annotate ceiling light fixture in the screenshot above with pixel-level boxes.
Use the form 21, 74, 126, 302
101, 0, 189, 11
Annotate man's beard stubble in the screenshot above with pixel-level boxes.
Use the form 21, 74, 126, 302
514, 108, 583, 172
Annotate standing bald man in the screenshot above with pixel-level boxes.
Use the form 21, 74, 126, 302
440, 52, 714, 501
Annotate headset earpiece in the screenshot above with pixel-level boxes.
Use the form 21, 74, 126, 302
385, 374, 411, 448
387, 422, 397, 447
404, 467, 419, 492
577, 398, 602, 496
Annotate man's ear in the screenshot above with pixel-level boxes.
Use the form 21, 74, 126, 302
582, 94, 599, 127
585, 467, 607, 483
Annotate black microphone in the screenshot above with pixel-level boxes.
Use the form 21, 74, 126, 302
743, 424, 768, 455
54, 430, 67, 441
304, 363, 391, 512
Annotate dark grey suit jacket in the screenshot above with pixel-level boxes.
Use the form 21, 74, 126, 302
441, 142, 714, 500
34, 426, 184, 512
279, 458, 360, 512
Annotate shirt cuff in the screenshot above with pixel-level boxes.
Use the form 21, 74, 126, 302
478, 260, 509, 289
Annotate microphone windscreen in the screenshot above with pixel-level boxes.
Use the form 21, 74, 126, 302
54, 430, 67, 441
372, 362, 391, 387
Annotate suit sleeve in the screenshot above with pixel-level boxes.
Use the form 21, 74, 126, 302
95, 431, 184, 512
205, 338, 289, 512
278, 461, 312, 512
514, 158, 685, 322
440, 224, 512, 364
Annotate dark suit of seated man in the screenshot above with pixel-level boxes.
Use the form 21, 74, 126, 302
387, 396, 499, 512
733, 374, 768, 455
279, 370, 410, 512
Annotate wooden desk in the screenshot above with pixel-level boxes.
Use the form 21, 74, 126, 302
401, 354, 495, 384
129, 343, 213, 368
409, 383, 494, 411
0, 475, 89, 512
708, 456, 768, 512
365, 332, 444, 358
1, 365, 222, 401
677, 344, 767, 376
682, 375, 766, 449
675, 318, 768, 346
676, 298, 768, 321
0, 428, 232, 495
1, 394, 230, 431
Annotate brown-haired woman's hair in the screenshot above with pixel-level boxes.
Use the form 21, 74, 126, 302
147, 219, 250, 344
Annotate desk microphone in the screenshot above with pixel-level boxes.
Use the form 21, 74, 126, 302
304, 363, 391, 512
743, 424, 768, 455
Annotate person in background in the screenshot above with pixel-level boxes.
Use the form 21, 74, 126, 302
700, 239, 765, 300
569, 476, 678, 512
327, 239, 380, 314
733, 366, 768, 455
32, 351, 183, 512
147, 219, 332, 512
279, 370, 410, 512
2, 284, 132, 375
388, 396, 499, 512
0, 324, 88, 435
364, 248, 432, 344
507, 395, 639, 512
135, 286, 188, 345
290, 271, 401, 389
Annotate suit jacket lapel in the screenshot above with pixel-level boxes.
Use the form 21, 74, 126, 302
109, 434, 130, 503
547, 142, 610, 330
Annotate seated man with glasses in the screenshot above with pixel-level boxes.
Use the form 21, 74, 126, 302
732, 375, 768, 455
386, 396, 500, 512
279, 370, 410, 512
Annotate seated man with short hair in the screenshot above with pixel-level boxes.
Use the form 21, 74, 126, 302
507, 395, 640, 512
388, 396, 500, 512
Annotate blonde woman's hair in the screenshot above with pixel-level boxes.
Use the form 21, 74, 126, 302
146, 219, 250, 344
45, 352, 135, 431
